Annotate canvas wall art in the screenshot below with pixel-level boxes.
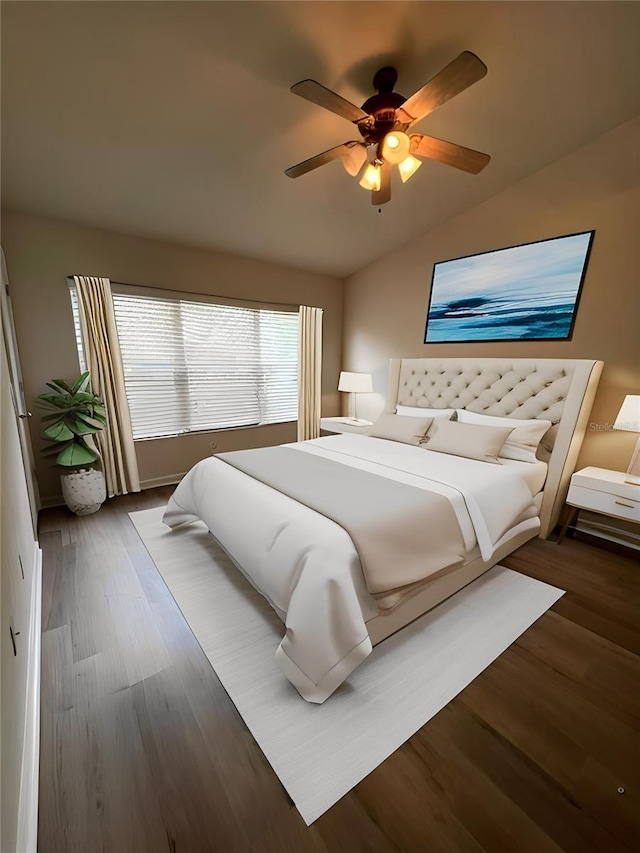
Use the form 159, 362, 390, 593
424, 230, 595, 343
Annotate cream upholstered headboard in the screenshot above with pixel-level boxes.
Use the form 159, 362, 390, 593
385, 358, 603, 538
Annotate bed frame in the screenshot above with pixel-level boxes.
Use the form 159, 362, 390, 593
366, 357, 603, 645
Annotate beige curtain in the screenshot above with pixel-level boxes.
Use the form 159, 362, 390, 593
297, 306, 323, 442
72, 276, 140, 497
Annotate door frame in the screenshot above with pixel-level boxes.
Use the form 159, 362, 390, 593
1, 249, 40, 531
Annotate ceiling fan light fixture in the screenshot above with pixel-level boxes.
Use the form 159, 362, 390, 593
286, 52, 490, 204
359, 161, 381, 192
398, 154, 422, 183
381, 131, 411, 165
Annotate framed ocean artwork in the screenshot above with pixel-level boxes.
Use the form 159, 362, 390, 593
423, 230, 595, 343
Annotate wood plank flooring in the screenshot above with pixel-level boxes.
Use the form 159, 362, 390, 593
38, 488, 640, 852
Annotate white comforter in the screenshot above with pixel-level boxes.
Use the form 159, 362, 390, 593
162, 434, 540, 702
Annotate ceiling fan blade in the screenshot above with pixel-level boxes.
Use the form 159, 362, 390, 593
291, 79, 370, 123
372, 161, 391, 205
397, 51, 487, 125
342, 142, 368, 176
285, 143, 360, 179
410, 134, 490, 174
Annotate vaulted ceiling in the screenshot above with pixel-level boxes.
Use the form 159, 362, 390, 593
2, 2, 640, 277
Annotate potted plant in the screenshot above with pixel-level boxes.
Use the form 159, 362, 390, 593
38, 371, 108, 515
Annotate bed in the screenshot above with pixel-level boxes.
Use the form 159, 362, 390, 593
163, 357, 603, 702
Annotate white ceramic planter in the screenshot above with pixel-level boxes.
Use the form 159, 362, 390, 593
60, 468, 107, 515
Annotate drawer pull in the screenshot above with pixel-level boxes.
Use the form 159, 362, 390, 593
615, 500, 635, 509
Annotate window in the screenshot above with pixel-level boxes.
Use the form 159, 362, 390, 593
70, 287, 299, 439
70, 289, 87, 372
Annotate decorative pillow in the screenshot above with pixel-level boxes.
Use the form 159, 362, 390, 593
456, 410, 552, 463
422, 419, 514, 464
540, 423, 559, 454
395, 405, 455, 420
367, 413, 433, 446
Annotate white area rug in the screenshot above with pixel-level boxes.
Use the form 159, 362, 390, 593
130, 506, 564, 825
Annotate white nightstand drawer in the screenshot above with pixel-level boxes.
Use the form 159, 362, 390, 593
570, 467, 640, 502
567, 484, 640, 523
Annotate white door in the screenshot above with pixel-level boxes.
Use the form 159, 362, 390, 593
1, 249, 42, 853
1, 250, 40, 531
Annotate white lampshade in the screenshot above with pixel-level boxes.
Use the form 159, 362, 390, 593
338, 371, 373, 393
613, 395, 640, 432
613, 395, 640, 480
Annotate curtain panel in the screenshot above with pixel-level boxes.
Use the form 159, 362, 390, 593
297, 306, 323, 442
72, 276, 140, 497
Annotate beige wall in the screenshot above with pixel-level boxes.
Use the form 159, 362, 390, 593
3, 117, 639, 505
1, 211, 343, 503
343, 117, 640, 474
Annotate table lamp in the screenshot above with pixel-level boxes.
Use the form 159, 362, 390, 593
613, 394, 640, 484
338, 371, 373, 424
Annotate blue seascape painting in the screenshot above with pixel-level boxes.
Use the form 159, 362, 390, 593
424, 231, 594, 342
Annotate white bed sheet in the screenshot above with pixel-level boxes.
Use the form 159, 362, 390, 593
499, 457, 548, 497
163, 434, 540, 702
294, 435, 540, 558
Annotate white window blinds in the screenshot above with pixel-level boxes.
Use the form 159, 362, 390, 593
69, 288, 87, 372
72, 287, 299, 439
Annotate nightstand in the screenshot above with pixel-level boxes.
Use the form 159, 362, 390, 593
558, 466, 640, 541
320, 417, 373, 435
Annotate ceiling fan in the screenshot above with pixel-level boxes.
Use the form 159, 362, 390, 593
285, 51, 490, 206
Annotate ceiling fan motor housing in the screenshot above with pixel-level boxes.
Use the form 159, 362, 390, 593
359, 67, 407, 145
358, 102, 407, 143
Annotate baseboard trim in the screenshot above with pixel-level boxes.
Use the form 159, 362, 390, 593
140, 473, 185, 490
39, 495, 64, 509
41, 472, 186, 507
17, 546, 42, 853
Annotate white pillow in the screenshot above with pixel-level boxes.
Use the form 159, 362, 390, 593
367, 413, 433, 446
422, 419, 513, 464
456, 410, 552, 463
395, 405, 455, 419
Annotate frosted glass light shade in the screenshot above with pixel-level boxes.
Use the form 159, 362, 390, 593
359, 162, 381, 191
398, 154, 422, 183
613, 395, 640, 432
381, 131, 411, 165
338, 371, 373, 393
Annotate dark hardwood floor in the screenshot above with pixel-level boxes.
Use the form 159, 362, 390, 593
38, 488, 640, 852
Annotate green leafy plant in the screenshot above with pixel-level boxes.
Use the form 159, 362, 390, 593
38, 371, 107, 467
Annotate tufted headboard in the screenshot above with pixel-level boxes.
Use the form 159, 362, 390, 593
385, 358, 603, 538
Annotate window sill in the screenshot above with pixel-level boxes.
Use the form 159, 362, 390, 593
133, 420, 296, 442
